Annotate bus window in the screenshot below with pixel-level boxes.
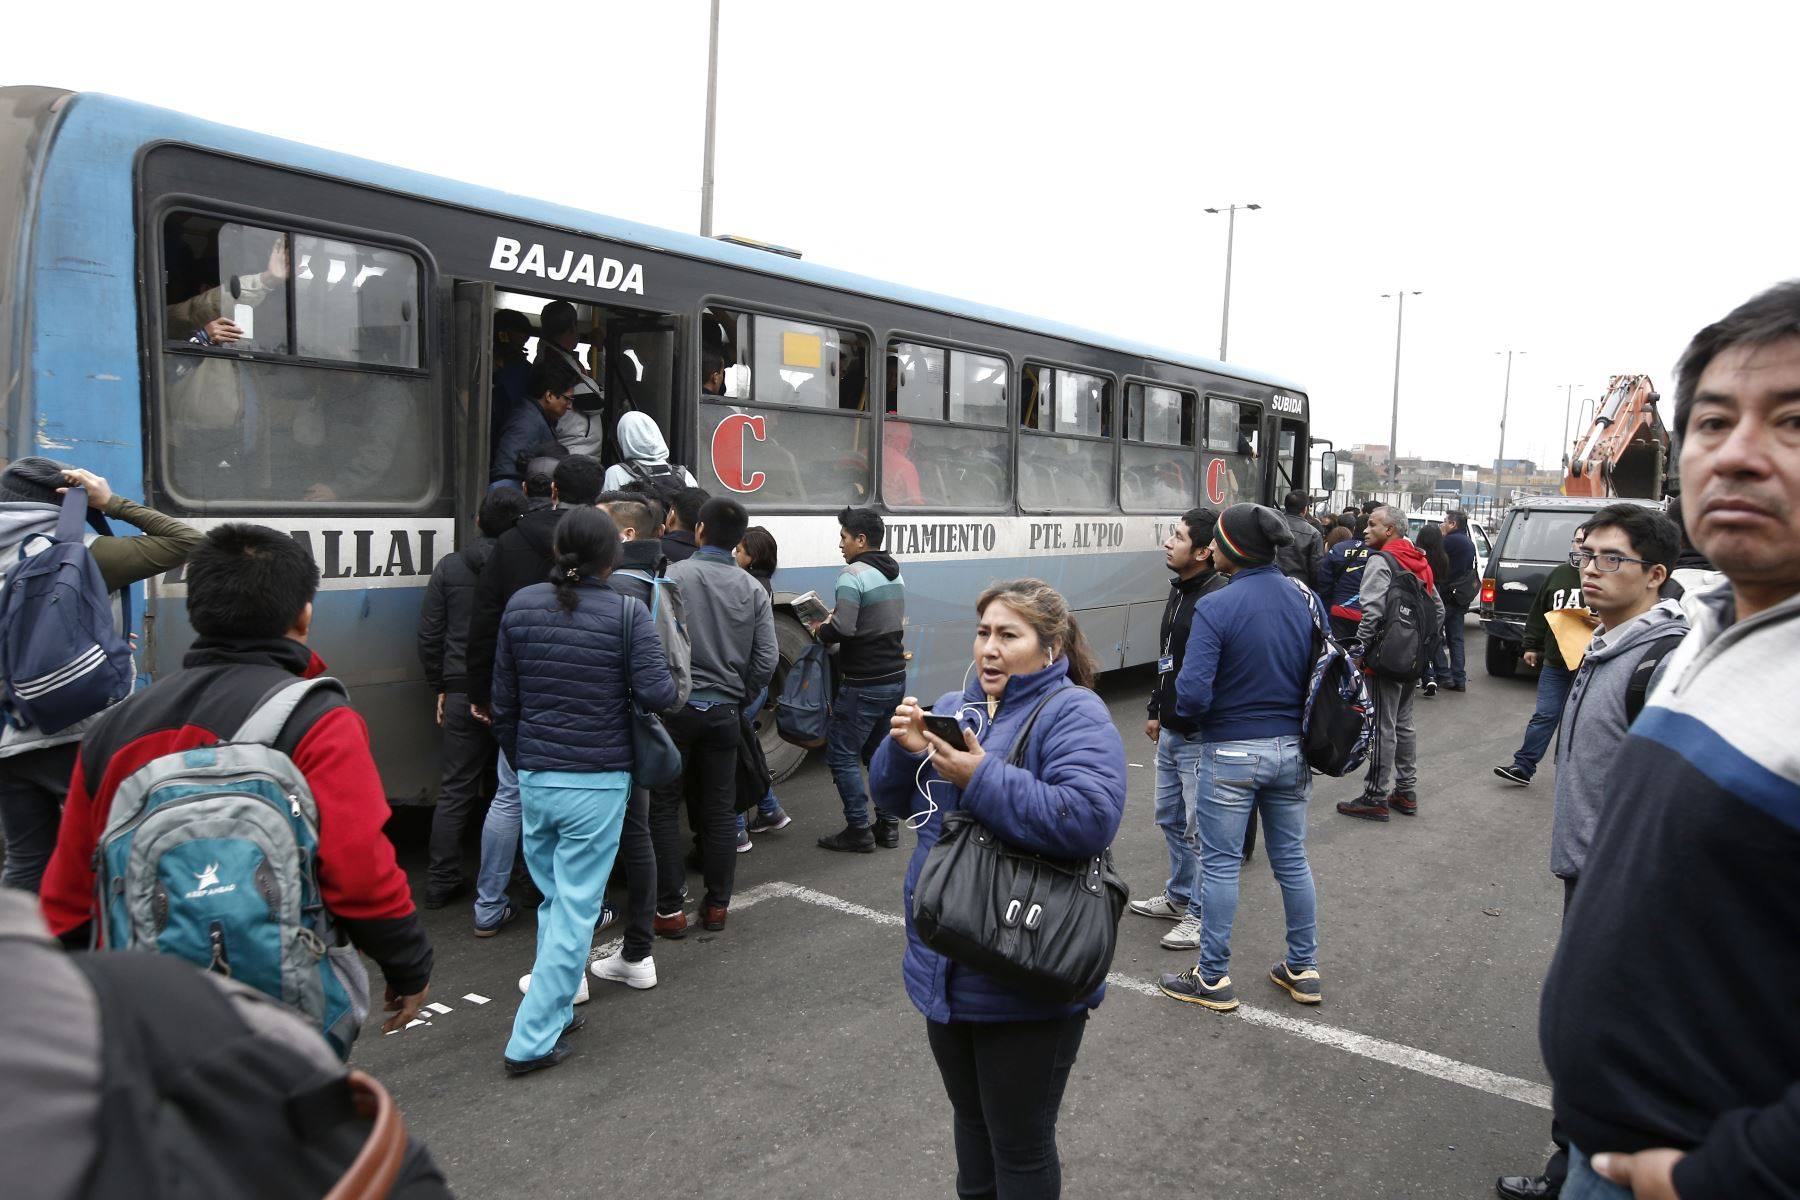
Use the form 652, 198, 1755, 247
157, 211, 433, 508
1206, 397, 1259, 457
1121, 382, 1197, 512
883, 341, 1010, 508
1272, 419, 1305, 497
1201, 396, 1261, 506
1019, 364, 1113, 511
294, 235, 420, 367
697, 304, 871, 507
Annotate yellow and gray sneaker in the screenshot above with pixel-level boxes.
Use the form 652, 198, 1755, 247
1158, 968, 1238, 1011
1269, 961, 1322, 1004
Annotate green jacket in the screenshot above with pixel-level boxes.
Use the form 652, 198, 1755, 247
1521, 562, 1587, 670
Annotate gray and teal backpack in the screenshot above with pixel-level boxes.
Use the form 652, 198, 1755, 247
93, 677, 368, 1058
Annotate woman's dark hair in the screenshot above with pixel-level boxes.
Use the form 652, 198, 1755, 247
1415, 522, 1451, 585
739, 525, 778, 576
976, 578, 1099, 689
549, 506, 620, 612
187, 524, 321, 639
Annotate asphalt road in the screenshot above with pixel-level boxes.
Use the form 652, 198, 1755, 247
364, 621, 1564, 1200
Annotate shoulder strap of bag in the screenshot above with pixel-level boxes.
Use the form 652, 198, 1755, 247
1006, 684, 1072, 767
1625, 633, 1687, 724
620, 592, 638, 706
615, 569, 662, 621
234, 677, 347, 746
54, 487, 89, 544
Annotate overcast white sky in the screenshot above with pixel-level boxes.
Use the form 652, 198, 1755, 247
9, 1, 1799, 470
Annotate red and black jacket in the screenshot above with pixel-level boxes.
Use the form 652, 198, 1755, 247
39, 637, 432, 994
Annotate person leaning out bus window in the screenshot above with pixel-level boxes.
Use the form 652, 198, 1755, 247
869, 579, 1126, 1199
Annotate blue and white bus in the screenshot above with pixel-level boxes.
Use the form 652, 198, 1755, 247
0, 86, 1324, 795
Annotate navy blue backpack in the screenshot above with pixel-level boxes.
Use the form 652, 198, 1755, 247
775, 642, 831, 748
0, 487, 134, 733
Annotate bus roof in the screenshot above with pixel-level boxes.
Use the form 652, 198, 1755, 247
55, 90, 1308, 398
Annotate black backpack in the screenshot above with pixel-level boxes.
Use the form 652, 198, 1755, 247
1288, 579, 1375, 776
1366, 552, 1439, 681
71, 952, 449, 1200
1625, 633, 1687, 724
622, 458, 685, 505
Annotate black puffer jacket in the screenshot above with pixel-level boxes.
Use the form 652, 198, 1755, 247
466, 504, 562, 708
418, 536, 494, 695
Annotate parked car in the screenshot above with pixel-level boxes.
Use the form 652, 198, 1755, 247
1406, 511, 1493, 581
1477, 495, 1661, 677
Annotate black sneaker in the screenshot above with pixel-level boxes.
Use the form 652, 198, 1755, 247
817, 825, 876, 854
1446, 682, 1467, 692
1335, 796, 1391, 822
1493, 765, 1532, 786
872, 817, 901, 849
1158, 968, 1238, 1011
473, 902, 518, 938
1269, 961, 1323, 1004
503, 1042, 571, 1077
1422, 680, 1439, 698
423, 880, 467, 910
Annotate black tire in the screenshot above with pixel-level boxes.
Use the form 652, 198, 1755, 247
1485, 635, 1519, 678
756, 613, 814, 785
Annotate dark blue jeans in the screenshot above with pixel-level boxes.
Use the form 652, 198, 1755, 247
1511, 660, 1574, 777
826, 680, 906, 828
1441, 603, 1468, 686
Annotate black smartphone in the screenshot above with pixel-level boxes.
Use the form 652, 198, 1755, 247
922, 714, 969, 751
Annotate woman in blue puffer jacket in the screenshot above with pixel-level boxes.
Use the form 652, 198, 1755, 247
492, 506, 677, 1076
870, 578, 1127, 1199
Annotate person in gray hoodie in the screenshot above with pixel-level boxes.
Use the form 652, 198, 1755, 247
602, 411, 697, 495
0, 458, 200, 892
1497, 502, 1685, 1200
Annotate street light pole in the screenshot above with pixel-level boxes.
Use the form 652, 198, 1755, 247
1561, 382, 1577, 472
1494, 350, 1525, 501
698, 0, 721, 238
1381, 291, 1421, 492
1203, 203, 1260, 360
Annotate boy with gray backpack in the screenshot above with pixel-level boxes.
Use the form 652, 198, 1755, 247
38, 524, 433, 1056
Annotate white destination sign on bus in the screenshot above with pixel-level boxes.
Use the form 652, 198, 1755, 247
149, 518, 455, 598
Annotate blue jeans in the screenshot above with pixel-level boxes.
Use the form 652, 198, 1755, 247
473, 750, 521, 926
1511, 660, 1574, 777
827, 680, 906, 828
736, 687, 781, 834
1561, 1147, 1633, 1200
506, 769, 629, 1062
1194, 735, 1317, 981
1442, 604, 1468, 686
1152, 730, 1208, 918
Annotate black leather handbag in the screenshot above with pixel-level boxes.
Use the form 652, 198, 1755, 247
621, 597, 682, 789
911, 686, 1130, 1003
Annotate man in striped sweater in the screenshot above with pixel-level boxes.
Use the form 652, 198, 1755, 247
1537, 281, 1800, 1200
813, 507, 909, 853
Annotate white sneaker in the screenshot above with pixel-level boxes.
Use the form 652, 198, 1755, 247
1159, 913, 1204, 950
518, 970, 590, 1004
1129, 891, 1184, 920
590, 952, 658, 990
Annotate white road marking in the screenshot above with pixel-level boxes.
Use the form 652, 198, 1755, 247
463, 993, 491, 1005
427, 1002, 453, 1015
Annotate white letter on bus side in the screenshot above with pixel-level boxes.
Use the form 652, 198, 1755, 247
597, 258, 624, 290
620, 263, 645, 295
490, 237, 520, 271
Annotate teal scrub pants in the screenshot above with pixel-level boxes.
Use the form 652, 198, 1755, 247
505, 768, 631, 1063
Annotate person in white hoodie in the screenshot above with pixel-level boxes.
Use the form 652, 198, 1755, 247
1497, 502, 1686, 1200
602, 411, 697, 494
0, 458, 200, 892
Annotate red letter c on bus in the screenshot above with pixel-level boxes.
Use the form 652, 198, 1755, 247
1205, 458, 1228, 505
711, 413, 768, 494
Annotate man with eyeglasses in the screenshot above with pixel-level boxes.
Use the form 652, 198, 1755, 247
1494, 504, 1686, 1200
1493, 535, 1589, 788
1536, 282, 1800, 1200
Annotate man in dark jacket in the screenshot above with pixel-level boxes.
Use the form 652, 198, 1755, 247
1537, 282, 1800, 1200
416, 485, 527, 908
0, 459, 202, 893
1337, 506, 1445, 822
1159, 504, 1323, 1013
1274, 490, 1325, 583
39, 524, 433, 1041
1128, 507, 1227, 951
490, 355, 577, 487
659, 486, 707, 564
1439, 509, 1479, 691
812, 507, 910, 853
1317, 523, 1372, 641
1494, 547, 1587, 787
653, 497, 776, 936
466, 454, 603, 935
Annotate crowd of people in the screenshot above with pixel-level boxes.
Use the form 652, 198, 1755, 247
0, 279, 1797, 1198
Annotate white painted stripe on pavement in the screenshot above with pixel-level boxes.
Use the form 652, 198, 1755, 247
754, 880, 1551, 1111
463, 993, 491, 1005
427, 1002, 453, 1015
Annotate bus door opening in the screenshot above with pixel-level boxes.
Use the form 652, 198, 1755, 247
1269, 416, 1306, 501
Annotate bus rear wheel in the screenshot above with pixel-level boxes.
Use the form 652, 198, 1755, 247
755, 613, 815, 785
